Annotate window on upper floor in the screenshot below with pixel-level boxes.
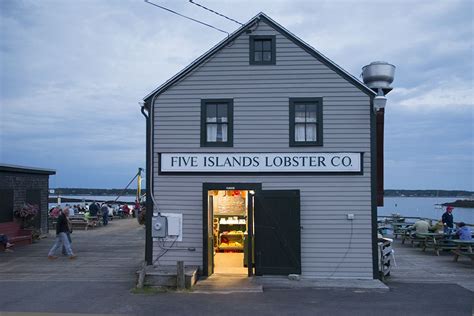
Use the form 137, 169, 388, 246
249, 35, 276, 65
201, 99, 233, 147
289, 98, 323, 146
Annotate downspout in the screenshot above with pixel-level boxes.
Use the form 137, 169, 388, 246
140, 100, 154, 265
370, 96, 380, 280
376, 108, 385, 206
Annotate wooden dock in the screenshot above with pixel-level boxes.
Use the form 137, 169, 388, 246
0, 218, 145, 283
386, 238, 474, 291
0, 219, 472, 292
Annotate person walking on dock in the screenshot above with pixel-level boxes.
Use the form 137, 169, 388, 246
442, 206, 454, 234
48, 208, 76, 260
101, 203, 109, 226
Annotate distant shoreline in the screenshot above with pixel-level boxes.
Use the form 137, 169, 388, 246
384, 189, 473, 198
50, 188, 473, 198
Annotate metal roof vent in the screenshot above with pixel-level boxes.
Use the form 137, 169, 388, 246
361, 61, 396, 95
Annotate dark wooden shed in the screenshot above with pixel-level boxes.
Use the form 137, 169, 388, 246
0, 164, 56, 234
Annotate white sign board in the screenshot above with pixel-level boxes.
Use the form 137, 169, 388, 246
160, 153, 361, 173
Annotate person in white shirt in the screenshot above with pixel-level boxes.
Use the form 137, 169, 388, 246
409, 220, 430, 235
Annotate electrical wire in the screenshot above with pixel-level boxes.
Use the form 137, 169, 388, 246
144, 0, 230, 36
153, 236, 179, 265
188, 0, 243, 25
328, 220, 354, 277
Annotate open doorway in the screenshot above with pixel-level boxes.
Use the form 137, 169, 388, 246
211, 189, 249, 275
203, 183, 261, 277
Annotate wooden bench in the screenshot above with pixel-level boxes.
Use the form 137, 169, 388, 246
70, 219, 89, 231
452, 250, 474, 264
0, 222, 33, 250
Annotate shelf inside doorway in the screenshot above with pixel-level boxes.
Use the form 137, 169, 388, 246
218, 245, 244, 251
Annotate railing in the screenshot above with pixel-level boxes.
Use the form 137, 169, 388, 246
378, 215, 474, 227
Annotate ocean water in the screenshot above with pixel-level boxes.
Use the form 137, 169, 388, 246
378, 197, 474, 224
49, 195, 474, 224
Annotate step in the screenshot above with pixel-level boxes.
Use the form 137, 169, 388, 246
192, 274, 263, 294
137, 265, 199, 289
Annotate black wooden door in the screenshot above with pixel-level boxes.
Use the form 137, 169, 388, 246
254, 190, 301, 275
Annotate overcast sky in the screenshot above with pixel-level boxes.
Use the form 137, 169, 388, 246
0, 0, 473, 190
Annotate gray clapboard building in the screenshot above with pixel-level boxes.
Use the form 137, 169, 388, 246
142, 13, 385, 279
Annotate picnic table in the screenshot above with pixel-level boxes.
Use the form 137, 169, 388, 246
416, 232, 446, 256
451, 240, 474, 264
391, 223, 414, 239
397, 227, 414, 244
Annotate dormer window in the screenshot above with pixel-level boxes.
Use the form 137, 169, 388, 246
249, 35, 276, 65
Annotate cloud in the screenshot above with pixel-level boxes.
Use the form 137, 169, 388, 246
0, 0, 473, 189
390, 78, 474, 111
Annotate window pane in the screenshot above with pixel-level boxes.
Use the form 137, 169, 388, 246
306, 124, 317, 141
262, 51, 272, 61
217, 104, 228, 123
295, 104, 305, 122
207, 124, 217, 142
216, 124, 228, 142
306, 104, 317, 122
206, 104, 217, 122
254, 40, 263, 51
295, 123, 305, 142
254, 52, 262, 61
262, 40, 272, 51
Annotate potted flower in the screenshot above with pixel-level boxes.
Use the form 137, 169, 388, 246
14, 203, 39, 229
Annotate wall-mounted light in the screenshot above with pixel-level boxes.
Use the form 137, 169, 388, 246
373, 95, 387, 112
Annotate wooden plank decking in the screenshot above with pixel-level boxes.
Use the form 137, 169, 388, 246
1, 219, 473, 292
387, 238, 474, 292
0, 218, 145, 283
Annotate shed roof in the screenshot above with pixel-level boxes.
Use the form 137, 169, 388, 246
0, 163, 56, 175
143, 12, 376, 102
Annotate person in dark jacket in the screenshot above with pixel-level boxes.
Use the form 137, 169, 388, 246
48, 208, 76, 259
100, 203, 109, 226
89, 202, 99, 216
442, 206, 454, 234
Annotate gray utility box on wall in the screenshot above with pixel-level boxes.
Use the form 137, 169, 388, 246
152, 215, 167, 238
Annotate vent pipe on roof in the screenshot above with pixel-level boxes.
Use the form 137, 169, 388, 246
362, 61, 395, 112
362, 61, 396, 95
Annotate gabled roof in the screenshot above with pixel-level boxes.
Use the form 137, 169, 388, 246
0, 163, 56, 175
143, 12, 376, 102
